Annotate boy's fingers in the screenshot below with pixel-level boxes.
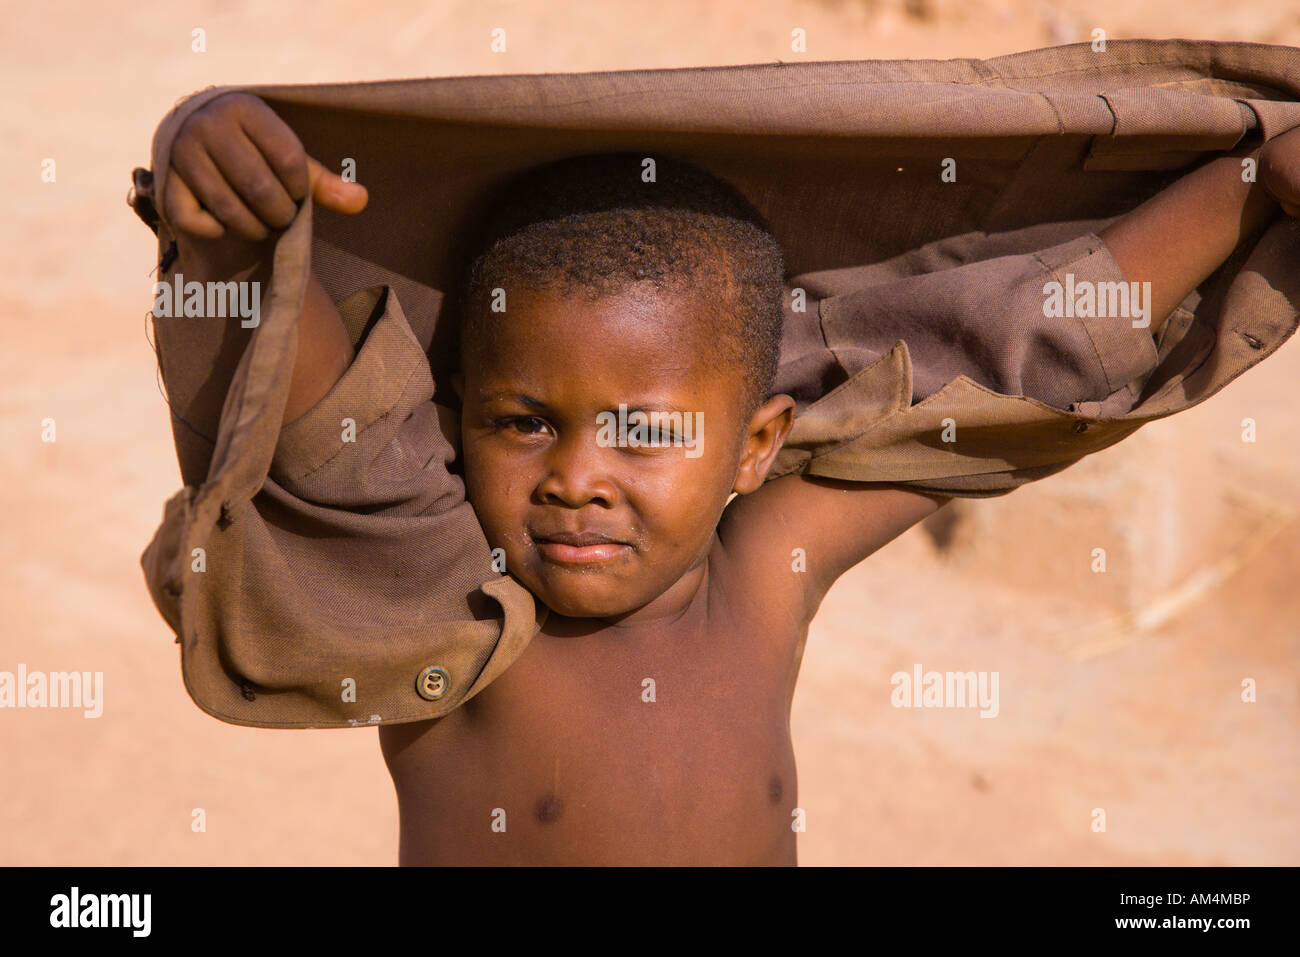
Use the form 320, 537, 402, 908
205, 127, 299, 230
169, 138, 270, 242
306, 155, 369, 214
235, 99, 311, 202
162, 168, 225, 240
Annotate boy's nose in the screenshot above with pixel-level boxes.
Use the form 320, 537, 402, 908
535, 434, 619, 507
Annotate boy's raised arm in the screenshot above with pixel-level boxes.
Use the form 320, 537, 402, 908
141, 92, 543, 729
736, 130, 1300, 621
1098, 131, 1294, 338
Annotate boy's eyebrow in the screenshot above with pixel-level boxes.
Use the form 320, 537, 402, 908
479, 392, 690, 414
604, 405, 689, 415
479, 391, 548, 409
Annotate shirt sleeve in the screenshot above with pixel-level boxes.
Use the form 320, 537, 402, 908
268, 284, 465, 516
140, 277, 541, 729
812, 232, 1160, 412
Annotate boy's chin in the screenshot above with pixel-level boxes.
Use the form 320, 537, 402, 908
528, 579, 650, 620
539, 591, 640, 620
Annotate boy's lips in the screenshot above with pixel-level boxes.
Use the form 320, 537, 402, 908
531, 530, 632, 565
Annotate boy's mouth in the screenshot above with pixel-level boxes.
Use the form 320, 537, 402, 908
531, 529, 633, 566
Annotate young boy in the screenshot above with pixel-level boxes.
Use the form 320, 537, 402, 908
160, 92, 1298, 865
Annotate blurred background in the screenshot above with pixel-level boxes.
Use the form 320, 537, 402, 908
1, 0, 1296, 865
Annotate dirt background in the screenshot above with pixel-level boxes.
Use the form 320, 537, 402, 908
2, 0, 1297, 865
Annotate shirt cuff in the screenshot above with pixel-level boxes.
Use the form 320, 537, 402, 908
270, 284, 429, 485
1033, 232, 1160, 398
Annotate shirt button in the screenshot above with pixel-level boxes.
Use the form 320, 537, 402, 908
416, 666, 450, 701
1071, 420, 1089, 433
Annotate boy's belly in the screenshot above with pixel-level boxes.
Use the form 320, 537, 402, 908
378, 623, 800, 865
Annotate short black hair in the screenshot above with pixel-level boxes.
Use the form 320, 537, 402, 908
456, 151, 786, 412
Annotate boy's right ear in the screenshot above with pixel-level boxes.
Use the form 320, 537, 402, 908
451, 372, 465, 401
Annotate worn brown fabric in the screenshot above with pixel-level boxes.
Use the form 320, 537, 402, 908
131, 40, 1300, 728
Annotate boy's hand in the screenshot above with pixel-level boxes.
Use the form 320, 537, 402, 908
1258, 126, 1300, 218
163, 92, 368, 242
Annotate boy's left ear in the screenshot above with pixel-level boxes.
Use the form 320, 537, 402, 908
733, 394, 796, 495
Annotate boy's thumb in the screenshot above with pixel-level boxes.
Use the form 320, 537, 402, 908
306, 155, 369, 214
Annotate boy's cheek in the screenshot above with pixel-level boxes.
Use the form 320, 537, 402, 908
464, 447, 532, 505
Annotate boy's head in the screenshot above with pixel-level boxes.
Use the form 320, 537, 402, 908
454, 151, 795, 620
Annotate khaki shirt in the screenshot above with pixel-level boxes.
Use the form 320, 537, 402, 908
130, 40, 1300, 728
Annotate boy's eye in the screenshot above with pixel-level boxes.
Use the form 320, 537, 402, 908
498, 416, 550, 435
622, 425, 679, 444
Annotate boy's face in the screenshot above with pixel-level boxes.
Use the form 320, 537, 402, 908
458, 282, 792, 621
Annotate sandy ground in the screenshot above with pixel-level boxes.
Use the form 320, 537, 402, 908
1, 0, 1297, 865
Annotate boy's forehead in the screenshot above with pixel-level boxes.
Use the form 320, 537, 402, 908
462, 281, 756, 409
517, 282, 716, 331
473, 284, 725, 367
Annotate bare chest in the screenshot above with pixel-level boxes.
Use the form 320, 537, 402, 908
380, 606, 805, 864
